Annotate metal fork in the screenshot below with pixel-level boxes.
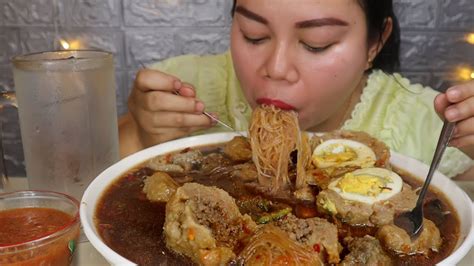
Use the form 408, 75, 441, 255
138, 61, 243, 135
393, 121, 456, 239
170, 90, 241, 134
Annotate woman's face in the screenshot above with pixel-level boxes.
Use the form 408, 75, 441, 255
231, 0, 376, 130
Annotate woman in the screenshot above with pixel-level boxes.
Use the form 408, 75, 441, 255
120, 0, 474, 179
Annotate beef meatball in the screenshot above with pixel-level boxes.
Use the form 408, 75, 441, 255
377, 219, 442, 255
142, 171, 179, 202
341, 235, 393, 266
310, 130, 390, 178
164, 183, 256, 265
275, 214, 341, 264
316, 183, 417, 226
223, 136, 252, 162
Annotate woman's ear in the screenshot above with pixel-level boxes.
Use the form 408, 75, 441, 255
366, 17, 393, 69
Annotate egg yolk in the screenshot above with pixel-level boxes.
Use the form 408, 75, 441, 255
336, 173, 391, 197
314, 144, 357, 164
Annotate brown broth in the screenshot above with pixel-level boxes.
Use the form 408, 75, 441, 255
95, 146, 460, 265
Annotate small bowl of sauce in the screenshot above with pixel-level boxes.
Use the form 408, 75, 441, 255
0, 191, 80, 265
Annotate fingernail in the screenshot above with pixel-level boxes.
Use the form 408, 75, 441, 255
447, 89, 460, 100
173, 80, 182, 90
195, 101, 204, 112
445, 108, 459, 121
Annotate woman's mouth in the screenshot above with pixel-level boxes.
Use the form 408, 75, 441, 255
256, 98, 295, 110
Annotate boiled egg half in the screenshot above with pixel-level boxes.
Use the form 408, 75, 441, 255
312, 139, 376, 169
328, 168, 403, 205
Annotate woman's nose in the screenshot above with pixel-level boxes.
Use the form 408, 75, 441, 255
264, 44, 298, 83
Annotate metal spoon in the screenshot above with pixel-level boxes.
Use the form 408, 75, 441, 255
393, 121, 456, 239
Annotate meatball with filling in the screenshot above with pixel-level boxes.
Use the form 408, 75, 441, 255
147, 148, 203, 173
223, 136, 252, 162
377, 218, 442, 255
164, 183, 256, 265
316, 183, 417, 226
142, 171, 179, 202
341, 235, 393, 266
275, 214, 341, 264
310, 130, 390, 181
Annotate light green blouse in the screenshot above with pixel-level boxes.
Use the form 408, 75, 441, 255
150, 52, 472, 178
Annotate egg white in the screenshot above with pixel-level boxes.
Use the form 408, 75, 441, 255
328, 168, 403, 205
312, 139, 376, 169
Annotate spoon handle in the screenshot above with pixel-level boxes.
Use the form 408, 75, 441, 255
417, 121, 456, 204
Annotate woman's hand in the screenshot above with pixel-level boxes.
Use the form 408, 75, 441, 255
121, 69, 214, 155
434, 80, 474, 156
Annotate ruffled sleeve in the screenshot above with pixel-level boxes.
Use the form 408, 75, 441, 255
344, 70, 473, 178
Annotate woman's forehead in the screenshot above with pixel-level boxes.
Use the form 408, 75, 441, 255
234, 0, 363, 22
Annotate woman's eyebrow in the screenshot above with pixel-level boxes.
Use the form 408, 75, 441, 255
234, 6, 268, 24
295, 18, 349, 28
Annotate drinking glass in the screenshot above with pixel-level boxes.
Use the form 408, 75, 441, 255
0, 50, 119, 199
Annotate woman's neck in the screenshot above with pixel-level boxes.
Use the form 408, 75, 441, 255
309, 73, 368, 132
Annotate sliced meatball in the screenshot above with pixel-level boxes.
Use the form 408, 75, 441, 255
275, 214, 341, 264
317, 189, 374, 225
306, 168, 332, 189
341, 235, 393, 266
316, 184, 417, 226
377, 219, 442, 255
142, 171, 179, 202
223, 136, 252, 162
164, 183, 256, 265
370, 184, 417, 225
311, 130, 390, 177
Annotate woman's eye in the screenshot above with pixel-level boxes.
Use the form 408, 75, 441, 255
301, 42, 331, 53
243, 35, 267, 45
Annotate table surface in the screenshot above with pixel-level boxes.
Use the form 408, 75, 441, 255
3, 178, 473, 265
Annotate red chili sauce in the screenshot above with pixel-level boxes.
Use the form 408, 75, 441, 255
0, 208, 79, 266
0, 208, 72, 245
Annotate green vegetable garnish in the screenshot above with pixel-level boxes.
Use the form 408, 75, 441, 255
257, 207, 292, 224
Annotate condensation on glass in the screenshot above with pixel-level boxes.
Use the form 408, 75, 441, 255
0, 50, 119, 199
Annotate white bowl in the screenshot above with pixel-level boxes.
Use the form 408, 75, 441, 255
80, 132, 474, 265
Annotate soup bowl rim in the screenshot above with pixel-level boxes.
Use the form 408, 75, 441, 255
80, 132, 474, 265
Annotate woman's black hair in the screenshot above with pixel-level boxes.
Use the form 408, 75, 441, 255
231, 0, 400, 73
359, 0, 400, 73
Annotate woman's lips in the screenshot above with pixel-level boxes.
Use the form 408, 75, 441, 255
256, 98, 295, 110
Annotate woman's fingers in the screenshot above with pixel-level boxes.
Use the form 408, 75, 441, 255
453, 117, 474, 138
434, 93, 450, 120
131, 108, 213, 130
439, 81, 474, 148
444, 96, 474, 122
178, 82, 197, 97
148, 112, 214, 129
134, 68, 180, 92
128, 69, 215, 147
445, 82, 474, 103
134, 90, 203, 113
450, 135, 474, 148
